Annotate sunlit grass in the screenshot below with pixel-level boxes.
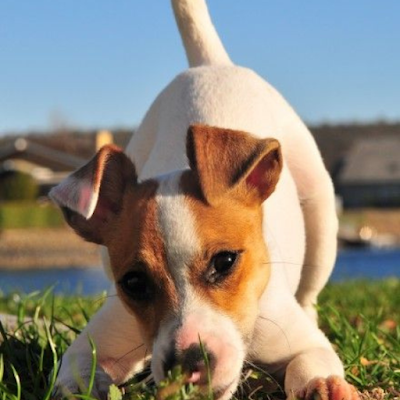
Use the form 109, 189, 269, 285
319, 279, 400, 398
0, 280, 399, 399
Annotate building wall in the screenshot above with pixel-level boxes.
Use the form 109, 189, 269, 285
338, 183, 400, 208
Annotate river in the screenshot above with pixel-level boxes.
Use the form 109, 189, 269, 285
0, 248, 399, 295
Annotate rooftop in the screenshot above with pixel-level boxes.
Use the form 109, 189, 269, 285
339, 138, 400, 184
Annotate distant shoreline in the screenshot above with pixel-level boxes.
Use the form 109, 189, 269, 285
1, 209, 400, 271
0, 228, 101, 270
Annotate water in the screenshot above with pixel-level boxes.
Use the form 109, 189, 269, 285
0, 268, 110, 295
332, 247, 400, 281
0, 248, 399, 295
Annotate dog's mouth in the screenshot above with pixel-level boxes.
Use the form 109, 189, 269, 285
180, 369, 239, 400
151, 304, 248, 399
211, 378, 239, 400
154, 369, 239, 400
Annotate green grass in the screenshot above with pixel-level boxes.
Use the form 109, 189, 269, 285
319, 280, 400, 397
0, 280, 399, 399
0, 201, 64, 229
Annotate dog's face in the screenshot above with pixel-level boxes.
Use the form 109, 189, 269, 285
50, 125, 282, 399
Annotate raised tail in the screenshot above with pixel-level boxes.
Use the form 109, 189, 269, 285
171, 0, 232, 67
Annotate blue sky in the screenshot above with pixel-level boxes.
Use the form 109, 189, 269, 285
1, 1, 399, 134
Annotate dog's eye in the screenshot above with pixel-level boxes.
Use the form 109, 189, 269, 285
119, 271, 154, 301
206, 251, 239, 284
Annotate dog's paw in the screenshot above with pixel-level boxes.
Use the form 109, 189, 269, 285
295, 375, 359, 400
51, 371, 112, 400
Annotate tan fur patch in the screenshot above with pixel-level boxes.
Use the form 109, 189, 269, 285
104, 156, 272, 342
187, 125, 282, 207
105, 180, 179, 342
180, 171, 270, 338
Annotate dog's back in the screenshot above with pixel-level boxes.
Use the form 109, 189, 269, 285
126, 0, 308, 294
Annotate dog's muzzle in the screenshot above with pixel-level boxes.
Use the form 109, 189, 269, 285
163, 343, 216, 384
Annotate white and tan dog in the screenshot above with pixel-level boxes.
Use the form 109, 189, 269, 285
50, 1, 359, 399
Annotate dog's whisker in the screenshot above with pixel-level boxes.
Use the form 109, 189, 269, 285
111, 343, 146, 366
262, 260, 305, 267
257, 315, 292, 356
262, 258, 326, 270
112, 344, 155, 386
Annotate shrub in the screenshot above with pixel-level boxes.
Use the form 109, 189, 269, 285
0, 201, 64, 229
0, 170, 39, 201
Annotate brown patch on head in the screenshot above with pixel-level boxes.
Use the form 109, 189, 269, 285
50, 145, 138, 244
180, 171, 270, 338
181, 124, 282, 337
104, 180, 179, 342
52, 125, 281, 348
187, 124, 282, 207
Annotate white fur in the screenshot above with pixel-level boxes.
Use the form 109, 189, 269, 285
54, 1, 344, 399
156, 170, 200, 291
154, 172, 245, 397
151, 291, 245, 400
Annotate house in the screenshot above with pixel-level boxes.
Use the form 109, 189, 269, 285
336, 138, 400, 208
0, 131, 114, 197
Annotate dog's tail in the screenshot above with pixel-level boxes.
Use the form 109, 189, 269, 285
171, 0, 232, 67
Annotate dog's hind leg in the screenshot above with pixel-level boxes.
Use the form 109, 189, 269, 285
281, 115, 338, 322
279, 301, 359, 400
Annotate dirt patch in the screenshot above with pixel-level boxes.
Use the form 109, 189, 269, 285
0, 228, 101, 269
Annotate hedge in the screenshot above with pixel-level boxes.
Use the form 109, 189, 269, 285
0, 171, 38, 201
0, 201, 65, 229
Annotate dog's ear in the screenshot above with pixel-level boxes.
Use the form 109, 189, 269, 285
186, 124, 282, 206
49, 144, 137, 244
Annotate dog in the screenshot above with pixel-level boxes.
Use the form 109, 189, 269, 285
50, 1, 359, 399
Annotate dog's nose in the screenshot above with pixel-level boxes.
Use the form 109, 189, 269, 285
181, 344, 215, 384
163, 344, 215, 384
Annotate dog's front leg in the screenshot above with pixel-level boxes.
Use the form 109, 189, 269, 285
253, 292, 359, 400
284, 348, 359, 400
53, 291, 148, 399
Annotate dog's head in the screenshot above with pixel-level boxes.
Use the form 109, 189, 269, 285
50, 124, 282, 399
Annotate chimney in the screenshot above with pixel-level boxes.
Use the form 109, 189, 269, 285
96, 130, 113, 151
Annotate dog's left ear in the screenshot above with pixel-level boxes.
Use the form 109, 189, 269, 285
49, 144, 137, 244
186, 124, 282, 206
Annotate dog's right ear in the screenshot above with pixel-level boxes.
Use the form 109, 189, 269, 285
49, 145, 137, 244
186, 124, 282, 207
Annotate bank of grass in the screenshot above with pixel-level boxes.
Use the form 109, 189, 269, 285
1, 201, 400, 239
0, 280, 399, 399
0, 201, 64, 229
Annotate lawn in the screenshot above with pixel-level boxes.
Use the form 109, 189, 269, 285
0, 280, 399, 399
